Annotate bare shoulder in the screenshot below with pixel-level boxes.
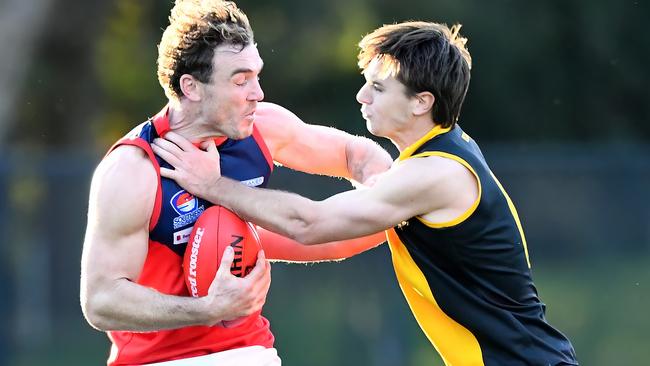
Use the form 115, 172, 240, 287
396, 154, 474, 184
254, 102, 300, 132
386, 155, 477, 203
256, 102, 297, 121
89, 145, 157, 233
399, 154, 479, 214
92, 145, 157, 201
253, 102, 301, 156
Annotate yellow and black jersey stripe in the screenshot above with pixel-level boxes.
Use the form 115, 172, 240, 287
387, 125, 578, 365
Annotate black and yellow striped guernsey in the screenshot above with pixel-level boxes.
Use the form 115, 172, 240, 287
387, 124, 578, 365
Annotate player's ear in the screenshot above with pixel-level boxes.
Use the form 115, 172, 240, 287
412, 91, 435, 117
180, 74, 202, 102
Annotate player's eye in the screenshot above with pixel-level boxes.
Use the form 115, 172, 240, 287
232, 75, 247, 86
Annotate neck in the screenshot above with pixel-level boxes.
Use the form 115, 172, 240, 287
391, 117, 437, 152
167, 100, 225, 141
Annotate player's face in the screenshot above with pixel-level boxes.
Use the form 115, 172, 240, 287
356, 59, 414, 139
201, 44, 264, 139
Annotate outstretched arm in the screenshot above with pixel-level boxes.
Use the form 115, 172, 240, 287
259, 228, 386, 262
80, 146, 271, 331
151, 131, 478, 245
254, 102, 393, 185
205, 164, 428, 243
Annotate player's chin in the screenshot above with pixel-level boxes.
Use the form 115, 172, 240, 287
366, 120, 382, 137
228, 122, 254, 140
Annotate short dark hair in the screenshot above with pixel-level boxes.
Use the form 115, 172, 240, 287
358, 21, 472, 128
157, 0, 254, 101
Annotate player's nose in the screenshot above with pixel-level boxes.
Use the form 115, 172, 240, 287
356, 83, 371, 104
249, 77, 264, 102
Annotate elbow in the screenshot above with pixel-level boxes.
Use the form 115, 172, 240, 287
80, 284, 115, 331
282, 219, 313, 244
276, 200, 329, 244
291, 225, 321, 245
81, 295, 109, 331
287, 213, 328, 245
345, 137, 392, 183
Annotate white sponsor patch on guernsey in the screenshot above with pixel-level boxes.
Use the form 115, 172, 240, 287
173, 227, 194, 245
241, 176, 264, 187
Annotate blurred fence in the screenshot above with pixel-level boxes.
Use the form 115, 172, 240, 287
0, 142, 649, 365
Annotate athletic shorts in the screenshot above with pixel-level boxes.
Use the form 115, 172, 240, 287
144, 346, 281, 366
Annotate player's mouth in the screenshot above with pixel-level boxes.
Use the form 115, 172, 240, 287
360, 106, 372, 120
244, 109, 256, 121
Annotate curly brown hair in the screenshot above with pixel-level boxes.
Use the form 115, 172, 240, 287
358, 21, 472, 128
157, 0, 254, 101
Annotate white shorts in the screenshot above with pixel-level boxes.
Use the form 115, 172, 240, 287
145, 346, 281, 366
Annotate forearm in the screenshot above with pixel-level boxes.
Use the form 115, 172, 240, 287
209, 178, 320, 243
345, 137, 392, 184
83, 277, 212, 332
209, 177, 383, 244
259, 228, 386, 262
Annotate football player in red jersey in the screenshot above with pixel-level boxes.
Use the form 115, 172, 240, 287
80, 1, 391, 365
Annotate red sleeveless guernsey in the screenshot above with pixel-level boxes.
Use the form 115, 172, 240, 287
105, 108, 275, 365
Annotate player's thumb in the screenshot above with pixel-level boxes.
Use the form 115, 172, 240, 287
256, 249, 266, 265
201, 139, 218, 154
244, 249, 269, 282
216, 246, 235, 277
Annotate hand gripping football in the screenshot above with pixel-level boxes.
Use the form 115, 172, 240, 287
183, 206, 262, 327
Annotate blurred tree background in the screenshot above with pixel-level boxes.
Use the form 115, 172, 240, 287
0, 0, 648, 365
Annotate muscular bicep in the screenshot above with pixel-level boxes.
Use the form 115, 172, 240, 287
254, 102, 352, 177
303, 156, 474, 242
313, 186, 413, 238
299, 160, 437, 241
81, 147, 156, 294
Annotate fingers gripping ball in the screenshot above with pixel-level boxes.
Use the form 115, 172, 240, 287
183, 206, 262, 327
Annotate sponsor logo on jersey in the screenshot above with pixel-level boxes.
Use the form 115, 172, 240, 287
173, 227, 193, 245
171, 190, 205, 229
171, 190, 198, 215
240, 176, 264, 187
173, 205, 205, 229
187, 227, 204, 297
